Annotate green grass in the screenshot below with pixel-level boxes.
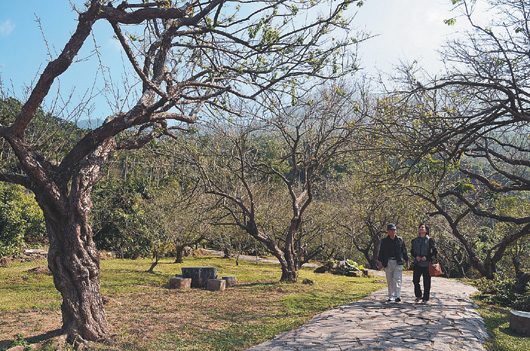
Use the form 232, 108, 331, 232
0, 256, 385, 351
474, 300, 530, 351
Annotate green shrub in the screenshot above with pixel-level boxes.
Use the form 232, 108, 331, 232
0, 183, 45, 257
475, 276, 530, 311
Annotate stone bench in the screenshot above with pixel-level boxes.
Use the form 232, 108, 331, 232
169, 276, 191, 290
207, 279, 226, 291
182, 266, 217, 288
509, 310, 530, 336
222, 276, 237, 287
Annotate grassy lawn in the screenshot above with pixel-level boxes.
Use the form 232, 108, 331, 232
0, 256, 385, 351
473, 300, 530, 351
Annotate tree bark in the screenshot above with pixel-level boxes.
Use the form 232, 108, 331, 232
147, 250, 159, 273
280, 266, 297, 282
174, 245, 184, 263
281, 219, 299, 282
43, 200, 108, 343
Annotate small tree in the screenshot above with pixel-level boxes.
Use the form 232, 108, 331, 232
142, 180, 211, 271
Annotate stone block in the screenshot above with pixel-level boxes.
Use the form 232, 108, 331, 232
182, 266, 217, 288
509, 310, 530, 336
207, 278, 226, 291
169, 276, 191, 290
222, 276, 237, 287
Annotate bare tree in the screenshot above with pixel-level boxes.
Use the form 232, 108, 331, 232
199, 85, 366, 281
0, 0, 362, 342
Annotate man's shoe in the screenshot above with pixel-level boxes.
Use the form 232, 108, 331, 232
415, 297, 422, 302
421, 299, 428, 304
386, 298, 394, 302
395, 298, 401, 302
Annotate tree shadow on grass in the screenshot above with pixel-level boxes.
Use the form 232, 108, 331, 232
499, 326, 527, 337
0, 329, 63, 351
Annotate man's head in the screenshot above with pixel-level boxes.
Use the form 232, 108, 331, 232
387, 223, 397, 238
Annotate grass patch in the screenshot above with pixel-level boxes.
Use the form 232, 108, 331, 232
0, 256, 384, 351
473, 299, 530, 351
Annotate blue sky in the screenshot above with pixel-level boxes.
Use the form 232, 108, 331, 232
0, 0, 478, 123
0, 1, 127, 124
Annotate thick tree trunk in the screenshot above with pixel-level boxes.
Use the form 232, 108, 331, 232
281, 219, 299, 282
280, 263, 298, 282
44, 206, 108, 343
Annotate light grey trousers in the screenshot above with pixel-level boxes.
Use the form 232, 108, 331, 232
384, 259, 403, 299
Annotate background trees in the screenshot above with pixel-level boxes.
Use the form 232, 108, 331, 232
198, 85, 365, 281
381, 0, 529, 285
0, 0, 362, 343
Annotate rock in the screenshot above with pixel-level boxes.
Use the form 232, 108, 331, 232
207, 279, 226, 291
509, 310, 530, 336
169, 276, 192, 290
0, 257, 9, 267
222, 276, 237, 287
182, 266, 217, 288
313, 266, 328, 273
302, 278, 314, 285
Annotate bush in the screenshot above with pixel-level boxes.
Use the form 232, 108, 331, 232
475, 276, 530, 312
92, 178, 151, 258
0, 183, 46, 257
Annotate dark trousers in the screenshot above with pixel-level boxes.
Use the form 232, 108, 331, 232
413, 265, 431, 300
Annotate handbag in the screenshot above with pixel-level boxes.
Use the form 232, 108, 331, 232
428, 262, 443, 277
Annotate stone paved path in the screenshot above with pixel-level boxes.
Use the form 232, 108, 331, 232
248, 276, 489, 351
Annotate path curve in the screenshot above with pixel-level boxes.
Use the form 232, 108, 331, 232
247, 277, 489, 351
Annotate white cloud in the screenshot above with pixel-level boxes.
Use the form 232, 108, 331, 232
0, 20, 15, 37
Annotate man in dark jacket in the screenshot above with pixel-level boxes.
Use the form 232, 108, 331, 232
377, 223, 408, 302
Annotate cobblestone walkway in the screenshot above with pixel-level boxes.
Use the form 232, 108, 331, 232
248, 276, 488, 351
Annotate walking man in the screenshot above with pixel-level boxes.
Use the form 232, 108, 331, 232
377, 223, 408, 302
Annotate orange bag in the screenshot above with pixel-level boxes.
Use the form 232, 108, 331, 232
428, 262, 443, 277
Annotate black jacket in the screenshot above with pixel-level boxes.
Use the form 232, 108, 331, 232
378, 235, 408, 267
411, 236, 437, 268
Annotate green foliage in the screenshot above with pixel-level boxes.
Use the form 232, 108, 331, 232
92, 178, 151, 258
346, 259, 365, 271
444, 18, 457, 26
0, 97, 84, 163
474, 276, 530, 312
0, 183, 45, 257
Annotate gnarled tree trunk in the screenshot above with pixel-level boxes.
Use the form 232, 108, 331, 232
42, 197, 108, 343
